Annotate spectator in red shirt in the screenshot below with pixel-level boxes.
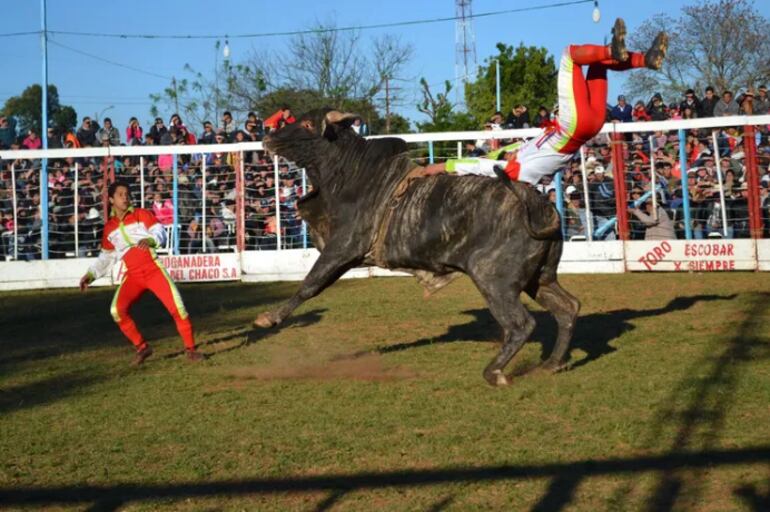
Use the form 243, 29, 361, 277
264, 106, 296, 132
633, 101, 652, 122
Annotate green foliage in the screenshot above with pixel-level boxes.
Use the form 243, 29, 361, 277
415, 79, 477, 133
464, 43, 557, 123
1, 84, 78, 134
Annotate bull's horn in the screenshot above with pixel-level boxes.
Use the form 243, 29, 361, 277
325, 110, 357, 124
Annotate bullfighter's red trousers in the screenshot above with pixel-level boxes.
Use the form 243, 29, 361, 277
110, 261, 195, 351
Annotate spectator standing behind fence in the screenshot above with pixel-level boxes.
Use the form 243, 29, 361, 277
245, 112, 265, 140
754, 85, 770, 115
96, 118, 120, 146
633, 101, 651, 122
0, 116, 16, 149
505, 105, 530, 129
351, 117, 370, 136
220, 111, 236, 140
148, 117, 167, 145
22, 129, 42, 150
199, 121, 216, 145
679, 89, 701, 115
629, 200, 675, 240
714, 90, 740, 117
610, 95, 632, 122
588, 164, 616, 240
647, 93, 668, 121
125, 117, 143, 145
77, 117, 98, 147
700, 86, 718, 117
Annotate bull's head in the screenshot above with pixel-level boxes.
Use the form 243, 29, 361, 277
262, 108, 359, 187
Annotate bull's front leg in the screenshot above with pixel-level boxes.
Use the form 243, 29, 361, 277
253, 251, 360, 329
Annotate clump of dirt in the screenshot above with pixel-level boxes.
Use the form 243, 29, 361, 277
227, 353, 417, 382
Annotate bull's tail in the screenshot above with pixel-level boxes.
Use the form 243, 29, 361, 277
493, 166, 561, 240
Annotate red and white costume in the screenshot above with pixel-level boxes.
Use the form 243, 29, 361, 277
503, 45, 648, 185
86, 207, 195, 351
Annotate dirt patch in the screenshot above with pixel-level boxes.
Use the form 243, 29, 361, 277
227, 353, 417, 382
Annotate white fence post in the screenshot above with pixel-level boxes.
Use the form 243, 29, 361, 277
201, 157, 207, 252
74, 163, 79, 257
11, 163, 18, 260
712, 131, 729, 238
649, 135, 658, 221
273, 155, 282, 250
139, 156, 145, 208
579, 147, 594, 241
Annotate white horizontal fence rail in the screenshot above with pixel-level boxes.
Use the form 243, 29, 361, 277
1, 115, 768, 276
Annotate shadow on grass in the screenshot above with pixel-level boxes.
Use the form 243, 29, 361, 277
608, 292, 770, 511
354, 294, 736, 371
0, 282, 296, 368
1, 445, 768, 511
0, 372, 105, 415
163, 308, 328, 360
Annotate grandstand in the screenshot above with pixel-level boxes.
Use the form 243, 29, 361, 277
1, 113, 770, 289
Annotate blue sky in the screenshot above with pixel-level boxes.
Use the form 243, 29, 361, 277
3, 0, 769, 133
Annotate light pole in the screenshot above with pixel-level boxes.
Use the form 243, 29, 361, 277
95, 105, 114, 124
495, 58, 501, 113
40, 0, 49, 259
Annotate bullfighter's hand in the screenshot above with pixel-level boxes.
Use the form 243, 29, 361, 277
137, 238, 152, 250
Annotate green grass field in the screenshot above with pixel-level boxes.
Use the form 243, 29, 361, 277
1, 273, 769, 511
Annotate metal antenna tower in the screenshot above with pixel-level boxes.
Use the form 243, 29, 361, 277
454, 0, 477, 108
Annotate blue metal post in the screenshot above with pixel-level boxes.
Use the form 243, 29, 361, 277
554, 170, 565, 238
495, 59, 501, 113
428, 141, 434, 164
678, 128, 692, 239
40, 0, 49, 259
172, 156, 179, 254
301, 168, 308, 249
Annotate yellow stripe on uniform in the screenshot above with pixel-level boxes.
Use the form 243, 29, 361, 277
554, 51, 579, 152
153, 260, 188, 319
110, 277, 127, 322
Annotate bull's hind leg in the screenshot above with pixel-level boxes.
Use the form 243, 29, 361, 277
470, 273, 536, 386
527, 280, 580, 372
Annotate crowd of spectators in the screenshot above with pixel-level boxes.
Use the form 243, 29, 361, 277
0, 106, 307, 259
2, 84, 770, 260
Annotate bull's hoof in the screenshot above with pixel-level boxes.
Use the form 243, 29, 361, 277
483, 369, 509, 387
541, 358, 569, 373
253, 312, 278, 329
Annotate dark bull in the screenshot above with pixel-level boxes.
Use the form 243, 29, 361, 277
256, 109, 580, 386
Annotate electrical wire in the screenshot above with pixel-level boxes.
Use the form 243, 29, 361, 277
2, 0, 593, 40
48, 40, 173, 80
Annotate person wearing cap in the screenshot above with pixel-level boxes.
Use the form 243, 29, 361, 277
610, 94, 633, 122
714, 90, 740, 117
564, 185, 590, 239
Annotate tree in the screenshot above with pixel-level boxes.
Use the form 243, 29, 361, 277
464, 43, 557, 123
1, 84, 77, 134
625, 0, 770, 102
416, 79, 476, 133
150, 22, 412, 133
